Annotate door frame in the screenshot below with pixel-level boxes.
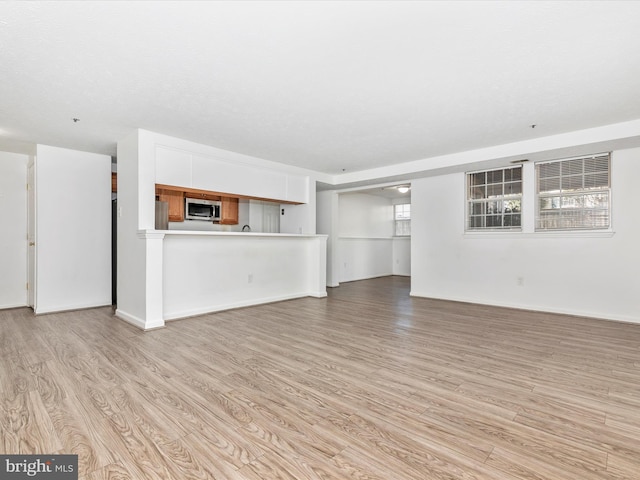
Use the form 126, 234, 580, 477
27, 160, 36, 310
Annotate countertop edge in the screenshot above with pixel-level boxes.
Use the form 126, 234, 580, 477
138, 229, 328, 239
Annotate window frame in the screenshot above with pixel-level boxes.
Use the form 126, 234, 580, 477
535, 153, 611, 232
394, 203, 411, 237
465, 165, 523, 232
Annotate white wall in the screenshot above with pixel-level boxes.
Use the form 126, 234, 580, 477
339, 192, 394, 238
316, 190, 340, 287
116, 130, 150, 327
35, 145, 112, 313
339, 238, 393, 282
392, 237, 411, 276
0, 151, 29, 309
338, 193, 394, 282
411, 147, 640, 324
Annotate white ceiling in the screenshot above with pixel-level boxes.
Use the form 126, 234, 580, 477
2, 1, 640, 178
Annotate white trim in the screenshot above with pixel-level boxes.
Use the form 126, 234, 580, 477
528, 230, 615, 238
137, 230, 166, 240
151, 229, 326, 239
332, 119, 640, 186
115, 308, 165, 330
34, 303, 113, 315
535, 153, 611, 231
340, 273, 392, 283
163, 292, 326, 321
409, 291, 639, 325
0, 303, 29, 310
338, 236, 394, 240
463, 230, 615, 239
465, 165, 523, 232
308, 291, 329, 298
534, 151, 610, 165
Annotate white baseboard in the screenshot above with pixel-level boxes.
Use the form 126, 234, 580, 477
163, 292, 325, 321
340, 273, 393, 283
308, 291, 328, 298
35, 302, 112, 315
115, 309, 165, 330
409, 291, 640, 325
0, 302, 28, 310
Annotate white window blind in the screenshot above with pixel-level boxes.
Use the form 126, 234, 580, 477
536, 153, 610, 230
467, 166, 522, 230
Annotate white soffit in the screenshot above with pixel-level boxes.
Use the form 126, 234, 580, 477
0, 1, 639, 177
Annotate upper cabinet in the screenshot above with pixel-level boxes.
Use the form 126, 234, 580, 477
191, 154, 245, 196
238, 167, 288, 201
154, 145, 308, 204
220, 197, 239, 225
286, 175, 308, 204
156, 187, 184, 222
184, 191, 220, 202
155, 146, 192, 187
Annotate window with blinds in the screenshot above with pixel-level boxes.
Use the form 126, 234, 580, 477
395, 204, 411, 236
467, 166, 522, 230
536, 153, 610, 230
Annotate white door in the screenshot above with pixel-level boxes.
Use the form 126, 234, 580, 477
263, 203, 280, 233
27, 162, 36, 309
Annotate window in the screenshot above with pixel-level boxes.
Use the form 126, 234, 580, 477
536, 153, 610, 230
395, 203, 411, 236
467, 166, 522, 230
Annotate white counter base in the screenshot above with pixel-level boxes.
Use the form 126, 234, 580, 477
116, 230, 327, 328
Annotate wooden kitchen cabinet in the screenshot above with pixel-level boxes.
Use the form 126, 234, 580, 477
157, 188, 185, 222
185, 191, 221, 202
220, 196, 239, 225
154, 184, 249, 226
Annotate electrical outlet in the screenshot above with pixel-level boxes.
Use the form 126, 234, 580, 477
517, 276, 524, 286
248, 274, 253, 284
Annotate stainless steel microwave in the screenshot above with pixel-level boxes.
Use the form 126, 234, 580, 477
185, 197, 221, 221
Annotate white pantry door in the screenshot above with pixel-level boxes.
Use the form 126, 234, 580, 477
263, 203, 280, 233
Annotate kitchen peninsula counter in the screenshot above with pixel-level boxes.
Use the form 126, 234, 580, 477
136, 229, 327, 322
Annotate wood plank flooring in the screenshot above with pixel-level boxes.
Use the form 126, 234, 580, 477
2, 276, 640, 479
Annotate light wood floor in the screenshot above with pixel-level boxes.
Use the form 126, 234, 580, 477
2, 276, 640, 479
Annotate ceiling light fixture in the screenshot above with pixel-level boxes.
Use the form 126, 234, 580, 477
397, 186, 410, 194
